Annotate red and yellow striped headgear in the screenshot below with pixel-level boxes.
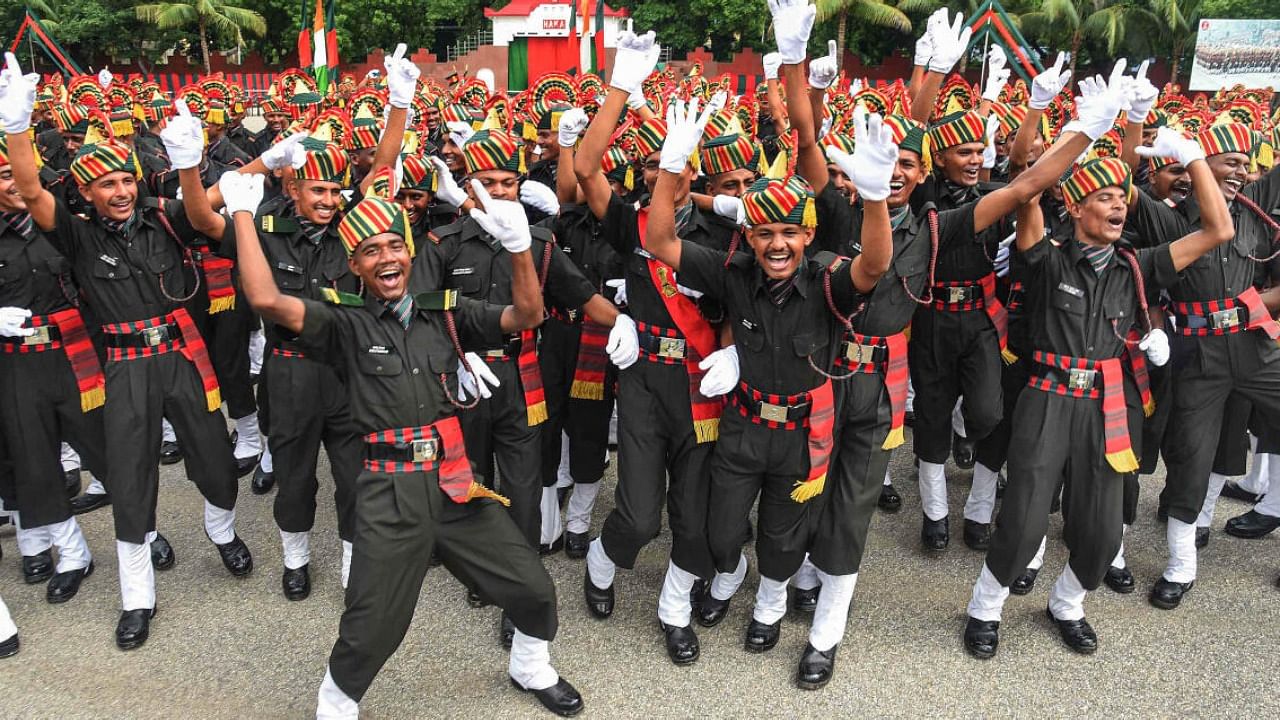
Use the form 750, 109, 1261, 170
400, 154, 438, 192
631, 117, 668, 160
295, 138, 350, 186
601, 146, 634, 191
928, 110, 986, 151
1062, 157, 1134, 205
742, 176, 817, 228
462, 130, 524, 175
337, 196, 414, 257
1197, 122, 1254, 157
70, 140, 140, 186
699, 133, 759, 177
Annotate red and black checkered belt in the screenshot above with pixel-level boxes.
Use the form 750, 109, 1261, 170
834, 330, 910, 450
362, 416, 511, 506
1027, 349, 1138, 473
271, 347, 306, 359
478, 334, 523, 362
0, 316, 63, 352
1170, 287, 1280, 339
0, 308, 105, 412
548, 306, 584, 325
930, 280, 986, 311
732, 382, 813, 430
634, 321, 687, 365
102, 308, 221, 412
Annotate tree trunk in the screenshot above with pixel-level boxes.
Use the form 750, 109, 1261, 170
199, 18, 211, 73
1069, 31, 1082, 79
1169, 40, 1183, 88
837, 10, 848, 72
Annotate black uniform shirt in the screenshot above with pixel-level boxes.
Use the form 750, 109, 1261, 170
552, 202, 622, 291
677, 241, 861, 396
207, 135, 250, 168
296, 294, 504, 434
225, 124, 258, 157
921, 177, 1011, 282
0, 215, 77, 314
1019, 237, 1178, 360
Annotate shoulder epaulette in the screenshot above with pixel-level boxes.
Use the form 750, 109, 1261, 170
414, 289, 458, 311
433, 218, 466, 237
727, 252, 754, 269
320, 287, 364, 307
259, 215, 300, 234
811, 250, 849, 272
428, 231, 442, 245
529, 225, 554, 243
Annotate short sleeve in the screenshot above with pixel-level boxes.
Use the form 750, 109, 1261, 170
1137, 244, 1180, 292
600, 194, 638, 257
936, 202, 977, 250
295, 298, 345, 355
50, 195, 87, 260
453, 295, 506, 349
544, 241, 597, 309
159, 199, 200, 246
670, 238, 730, 300
1127, 189, 1188, 248
216, 212, 240, 259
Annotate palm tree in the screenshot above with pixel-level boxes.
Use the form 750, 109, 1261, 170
1149, 0, 1203, 86
135, 1, 267, 73
1019, 0, 1156, 78
815, 0, 935, 67
25, 1, 61, 33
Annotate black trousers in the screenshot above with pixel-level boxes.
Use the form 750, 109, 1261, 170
0, 351, 107, 527
265, 354, 360, 541
537, 319, 615, 489
809, 373, 892, 576
908, 306, 1004, 463
458, 359, 541, 549
975, 358, 1029, 472
103, 352, 238, 543
1162, 332, 1280, 525
190, 291, 257, 420
328, 472, 558, 701
600, 360, 715, 578
985, 389, 1124, 590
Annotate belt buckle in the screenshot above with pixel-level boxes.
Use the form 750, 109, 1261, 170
1067, 368, 1096, 390
844, 341, 876, 364
22, 326, 51, 346
566, 309, 579, 323
483, 349, 506, 359
657, 337, 686, 359
141, 326, 165, 347
1211, 308, 1241, 329
411, 439, 438, 463
948, 286, 968, 304
758, 401, 789, 423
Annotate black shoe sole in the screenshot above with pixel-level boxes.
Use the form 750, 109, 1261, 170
1105, 582, 1135, 594
1148, 595, 1182, 610
964, 643, 996, 660
23, 570, 53, 585
796, 675, 831, 690
507, 678, 584, 718
46, 563, 93, 604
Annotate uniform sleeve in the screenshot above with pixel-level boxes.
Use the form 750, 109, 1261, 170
1136, 244, 1180, 292
673, 238, 730, 300
543, 241, 598, 309
1244, 163, 1280, 212
49, 194, 87, 260
599, 193, 638, 257
826, 259, 866, 315
936, 202, 978, 250
1126, 189, 1188, 248
161, 199, 201, 246
295, 298, 345, 355
215, 213, 240, 260
453, 295, 507, 349
813, 183, 857, 256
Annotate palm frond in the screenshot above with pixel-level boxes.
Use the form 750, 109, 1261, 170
850, 3, 912, 33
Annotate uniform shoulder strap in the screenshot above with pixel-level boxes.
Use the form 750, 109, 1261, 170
320, 287, 365, 307
414, 289, 459, 311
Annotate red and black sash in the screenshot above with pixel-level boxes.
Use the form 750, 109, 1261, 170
1028, 350, 1138, 473
569, 317, 611, 401
636, 207, 722, 442
834, 330, 909, 450
201, 253, 236, 314
102, 307, 222, 412
731, 379, 835, 502
362, 416, 511, 506
931, 273, 1015, 363
1, 308, 105, 412
1170, 287, 1280, 341
1122, 329, 1155, 418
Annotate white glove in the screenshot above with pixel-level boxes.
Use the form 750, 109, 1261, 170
520, 180, 560, 215
832, 106, 898, 202
219, 171, 265, 216
1029, 52, 1072, 110
1136, 126, 1205, 167
626, 87, 649, 110
609, 30, 661, 95
384, 43, 421, 110
1139, 328, 1170, 367
677, 284, 703, 300
457, 352, 500, 401
850, 78, 863, 94
762, 52, 783, 81
605, 279, 628, 306
914, 13, 940, 68
981, 114, 1000, 170
768, 0, 817, 66
712, 194, 746, 225
1126, 59, 1159, 124
808, 40, 839, 89
556, 107, 589, 147
928, 11, 973, 74
97, 67, 113, 89
0, 53, 40, 134
445, 121, 474, 148
1065, 59, 1129, 141
981, 45, 1009, 102
698, 345, 739, 397
159, 100, 205, 170
660, 97, 714, 174
469, 179, 531, 253
993, 237, 1012, 278
606, 314, 639, 369
427, 156, 468, 207
0, 307, 33, 338
706, 91, 728, 115
261, 132, 309, 171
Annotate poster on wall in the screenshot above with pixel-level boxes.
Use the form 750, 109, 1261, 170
1189, 18, 1280, 91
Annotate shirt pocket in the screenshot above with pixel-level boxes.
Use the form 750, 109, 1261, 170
1051, 286, 1086, 316
145, 251, 176, 275
92, 256, 132, 281
890, 252, 927, 305
734, 316, 766, 353
354, 349, 404, 405
446, 268, 486, 296
272, 261, 307, 292
791, 331, 829, 360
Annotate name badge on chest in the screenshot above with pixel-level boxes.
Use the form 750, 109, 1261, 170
1057, 282, 1084, 298
366, 345, 390, 355
99, 254, 119, 267
633, 247, 654, 260
451, 267, 475, 276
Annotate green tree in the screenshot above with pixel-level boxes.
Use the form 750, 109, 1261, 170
135, 1, 268, 72
1019, 0, 1157, 77
815, 0, 931, 68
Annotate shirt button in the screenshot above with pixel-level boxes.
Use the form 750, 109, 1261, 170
108, 272, 115, 278
375, 365, 383, 372
1087, 345, 1094, 352
418, 404, 425, 410
412, 367, 420, 375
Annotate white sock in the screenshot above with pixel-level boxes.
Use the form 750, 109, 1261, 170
1164, 519, 1198, 584
555, 432, 573, 488
586, 538, 615, 589
162, 419, 176, 444
316, 667, 359, 720
951, 398, 967, 438
1111, 524, 1129, 570
61, 442, 81, 472
918, 461, 949, 521
1028, 535, 1047, 571
341, 541, 353, 589
711, 553, 748, 601
967, 564, 1010, 622
539, 487, 563, 546
85, 475, 107, 496
508, 629, 559, 691
248, 329, 265, 376
1256, 469, 1280, 518
0, 594, 15, 641
752, 575, 789, 625
118, 535, 156, 611
905, 377, 915, 412
964, 462, 1000, 523
1048, 564, 1088, 621
809, 571, 857, 652
883, 464, 893, 487
1239, 445, 1268, 495
48, 518, 92, 572
204, 502, 236, 545
657, 560, 698, 627
233, 412, 262, 459
565, 482, 600, 535
792, 554, 820, 591
1197, 472, 1230, 527
280, 530, 311, 570
14, 514, 52, 556
259, 444, 274, 473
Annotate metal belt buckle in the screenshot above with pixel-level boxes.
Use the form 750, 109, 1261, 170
948, 286, 969, 304
1067, 368, 1096, 390
565, 309, 579, 322
657, 337, 686, 359
22, 326, 51, 346
483, 349, 507, 358
758, 401, 789, 423
411, 439, 438, 463
844, 342, 876, 364
1211, 308, 1241, 329
141, 326, 166, 347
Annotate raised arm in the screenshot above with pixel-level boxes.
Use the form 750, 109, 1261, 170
1, 53, 55, 230
793, 41, 837, 192
465, 180, 544, 332
1014, 192, 1046, 252
360, 44, 417, 195
911, 10, 970, 125
1138, 129, 1235, 271
554, 108, 589, 203
159, 100, 227, 239
1121, 61, 1158, 173
828, 109, 898, 293
227, 173, 306, 332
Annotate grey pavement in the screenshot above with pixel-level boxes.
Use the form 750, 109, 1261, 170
1, 435, 1278, 719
